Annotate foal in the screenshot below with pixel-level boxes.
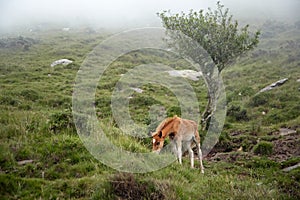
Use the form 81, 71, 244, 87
152, 115, 204, 173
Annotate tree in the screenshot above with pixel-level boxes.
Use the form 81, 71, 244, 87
158, 2, 260, 130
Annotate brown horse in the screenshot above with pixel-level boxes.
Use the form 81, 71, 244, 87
152, 115, 204, 173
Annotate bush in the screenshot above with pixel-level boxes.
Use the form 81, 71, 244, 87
167, 106, 181, 117
48, 108, 75, 133
246, 157, 279, 169
264, 104, 300, 124
249, 93, 273, 107
0, 144, 16, 169
227, 105, 249, 121
20, 89, 40, 101
0, 95, 20, 106
253, 141, 273, 156
108, 173, 165, 200
129, 96, 159, 107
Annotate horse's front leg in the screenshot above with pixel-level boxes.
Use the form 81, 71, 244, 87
175, 140, 182, 165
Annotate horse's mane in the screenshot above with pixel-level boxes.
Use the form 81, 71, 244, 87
155, 115, 178, 132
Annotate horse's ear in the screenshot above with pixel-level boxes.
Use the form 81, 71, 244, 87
158, 131, 162, 138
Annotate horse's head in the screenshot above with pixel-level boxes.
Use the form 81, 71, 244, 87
151, 131, 165, 153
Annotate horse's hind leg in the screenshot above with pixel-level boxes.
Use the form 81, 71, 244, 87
188, 144, 194, 168
198, 143, 204, 174
193, 137, 204, 173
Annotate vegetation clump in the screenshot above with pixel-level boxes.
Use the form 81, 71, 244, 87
109, 173, 165, 200
253, 141, 273, 156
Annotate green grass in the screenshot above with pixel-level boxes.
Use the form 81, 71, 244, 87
0, 22, 299, 199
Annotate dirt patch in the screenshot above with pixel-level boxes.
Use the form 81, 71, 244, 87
206, 151, 252, 162
206, 130, 299, 163
0, 36, 38, 50
109, 173, 166, 200
271, 134, 300, 162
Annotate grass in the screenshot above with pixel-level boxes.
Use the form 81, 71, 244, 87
0, 21, 300, 199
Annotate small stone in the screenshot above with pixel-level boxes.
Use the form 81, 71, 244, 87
131, 87, 143, 93
17, 159, 34, 165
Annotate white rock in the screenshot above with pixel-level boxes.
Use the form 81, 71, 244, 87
131, 87, 143, 93
279, 128, 296, 136
258, 78, 288, 93
167, 70, 203, 81
51, 59, 73, 67
282, 163, 300, 172
62, 27, 70, 31
17, 159, 34, 165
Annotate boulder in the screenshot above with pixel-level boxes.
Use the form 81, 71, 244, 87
282, 162, 300, 172
167, 70, 202, 81
50, 59, 73, 67
258, 78, 288, 93
279, 128, 297, 136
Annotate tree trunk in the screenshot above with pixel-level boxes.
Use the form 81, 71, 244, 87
200, 67, 221, 131
201, 93, 213, 130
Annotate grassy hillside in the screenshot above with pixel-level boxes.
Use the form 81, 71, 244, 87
0, 21, 299, 199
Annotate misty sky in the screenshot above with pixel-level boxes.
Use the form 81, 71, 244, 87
0, 0, 299, 31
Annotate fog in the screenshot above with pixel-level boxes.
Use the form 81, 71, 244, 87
0, 0, 299, 32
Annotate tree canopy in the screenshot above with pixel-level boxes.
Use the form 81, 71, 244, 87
158, 2, 260, 72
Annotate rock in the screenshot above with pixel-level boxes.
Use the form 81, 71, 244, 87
279, 128, 297, 136
50, 59, 73, 67
167, 70, 202, 81
282, 162, 300, 172
17, 159, 34, 165
297, 78, 300, 83
62, 27, 70, 31
131, 87, 143, 93
237, 146, 243, 152
258, 78, 288, 93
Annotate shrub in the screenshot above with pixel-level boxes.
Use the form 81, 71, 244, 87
227, 105, 249, 121
167, 106, 181, 117
0, 95, 20, 106
253, 141, 273, 156
108, 173, 165, 200
20, 89, 40, 101
48, 108, 75, 133
129, 96, 159, 107
249, 93, 273, 107
246, 157, 279, 168
264, 104, 300, 124
0, 144, 16, 169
